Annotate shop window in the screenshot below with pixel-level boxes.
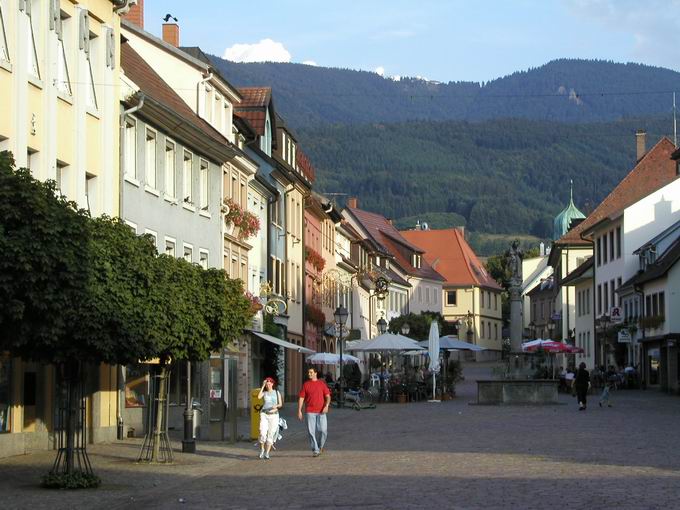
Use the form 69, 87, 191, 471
125, 364, 148, 407
0, 356, 10, 432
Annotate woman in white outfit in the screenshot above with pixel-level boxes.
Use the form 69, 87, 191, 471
257, 377, 282, 459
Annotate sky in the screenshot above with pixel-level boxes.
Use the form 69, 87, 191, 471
143, 0, 680, 83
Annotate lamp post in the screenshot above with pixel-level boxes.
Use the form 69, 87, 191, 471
596, 314, 611, 368
334, 305, 349, 408
376, 317, 388, 401
401, 323, 410, 336
182, 361, 195, 453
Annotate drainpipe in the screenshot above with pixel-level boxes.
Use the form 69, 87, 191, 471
119, 93, 145, 220
117, 93, 144, 436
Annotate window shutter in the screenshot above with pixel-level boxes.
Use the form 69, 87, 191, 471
79, 10, 89, 54
19, 0, 28, 14
106, 27, 115, 68
49, 0, 59, 31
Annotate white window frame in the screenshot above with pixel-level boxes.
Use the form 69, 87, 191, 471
183, 243, 193, 263
199, 159, 209, 210
26, 0, 40, 79
164, 139, 176, 199
144, 228, 158, 251
183, 150, 193, 205
199, 249, 209, 270
55, 11, 71, 96
84, 25, 98, 112
0, 0, 9, 65
124, 220, 137, 233
145, 127, 157, 190
164, 236, 176, 257
124, 118, 137, 181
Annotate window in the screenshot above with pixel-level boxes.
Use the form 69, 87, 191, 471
125, 364, 148, 408
659, 292, 665, 318
481, 321, 485, 339
124, 119, 136, 179
586, 331, 591, 357
183, 151, 193, 204
494, 323, 498, 341
145, 129, 157, 189
426, 287, 430, 304
26, 0, 40, 78
0, 355, 10, 432
183, 244, 193, 263
609, 230, 615, 261
55, 11, 71, 95
144, 229, 157, 251
602, 235, 608, 264
610, 279, 615, 308
56, 162, 67, 193
646, 295, 652, 318
85, 173, 97, 215
165, 140, 176, 197
199, 159, 209, 210
0, 1, 9, 63
603, 282, 609, 312
586, 288, 590, 315
418, 286, 422, 302
199, 250, 209, 270
596, 237, 601, 266
597, 284, 602, 316
165, 238, 175, 257
82, 12, 98, 110
494, 293, 498, 310
616, 226, 621, 258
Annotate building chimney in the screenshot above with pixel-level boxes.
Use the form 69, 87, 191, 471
636, 129, 646, 161
123, 0, 144, 29
347, 197, 357, 209
162, 22, 180, 47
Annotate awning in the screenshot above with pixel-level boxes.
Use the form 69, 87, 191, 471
249, 331, 315, 355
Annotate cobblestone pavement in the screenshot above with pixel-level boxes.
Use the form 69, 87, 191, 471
2, 362, 680, 509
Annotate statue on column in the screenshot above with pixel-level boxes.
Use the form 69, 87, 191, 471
506, 240, 524, 354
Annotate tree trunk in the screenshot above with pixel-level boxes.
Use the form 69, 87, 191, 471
152, 365, 167, 462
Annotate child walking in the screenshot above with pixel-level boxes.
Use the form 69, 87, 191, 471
599, 381, 613, 408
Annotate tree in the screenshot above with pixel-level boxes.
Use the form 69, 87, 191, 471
387, 312, 448, 340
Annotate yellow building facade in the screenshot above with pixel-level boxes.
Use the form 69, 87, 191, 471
0, 0, 129, 458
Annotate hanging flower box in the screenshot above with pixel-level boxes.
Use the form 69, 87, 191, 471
305, 248, 325, 272
222, 198, 260, 241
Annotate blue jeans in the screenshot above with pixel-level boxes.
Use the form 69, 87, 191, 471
305, 413, 327, 453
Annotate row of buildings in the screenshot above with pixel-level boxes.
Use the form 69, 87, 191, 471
523, 133, 680, 392
0, 0, 502, 458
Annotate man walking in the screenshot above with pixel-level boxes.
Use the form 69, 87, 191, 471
298, 367, 331, 457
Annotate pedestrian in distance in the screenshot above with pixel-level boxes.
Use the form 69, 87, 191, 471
257, 377, 282, 460
599, 381, 613, 408
573, 362, 591, 411
298, 367, 331, 457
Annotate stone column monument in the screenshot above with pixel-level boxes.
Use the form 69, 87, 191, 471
507, 241, 524, 353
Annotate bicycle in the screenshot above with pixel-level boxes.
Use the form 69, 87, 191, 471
344, 387, 377, 410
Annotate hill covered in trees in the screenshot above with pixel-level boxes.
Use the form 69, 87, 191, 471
297, 116, 671, 241
213, 58, 680, 126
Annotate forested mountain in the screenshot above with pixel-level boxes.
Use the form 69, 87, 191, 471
210, 55, 679, 253
213, 57, 680, 126
297, 117, 671, 240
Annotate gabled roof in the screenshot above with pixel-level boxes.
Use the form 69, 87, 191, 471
121, 42, 234, 158
555, 137, 678, 247
621, 235, 680, 288
235, 87, 277, 140
400, 228, 502, 291
347, 207, 444, 281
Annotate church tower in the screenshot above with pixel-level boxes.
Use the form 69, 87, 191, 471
553, 180, 585, 240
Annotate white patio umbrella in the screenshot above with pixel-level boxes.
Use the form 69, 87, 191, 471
348, 333, 424, 352
417, 336, 487, 352
427, 322, 441, 402
306, 352, 360, 365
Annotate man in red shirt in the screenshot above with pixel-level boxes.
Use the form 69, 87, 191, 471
298, 367, 331, 456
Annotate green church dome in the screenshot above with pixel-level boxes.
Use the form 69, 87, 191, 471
553, 180, 585, 240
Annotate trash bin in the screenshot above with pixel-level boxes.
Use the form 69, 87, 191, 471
250, 388, 263, 441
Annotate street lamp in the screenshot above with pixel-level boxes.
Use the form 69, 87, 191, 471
334, 305, 349, 408
547, 318, 555, 340
376, 316, 388, 401
401, 323, 410, 336
377, 317, 388, 335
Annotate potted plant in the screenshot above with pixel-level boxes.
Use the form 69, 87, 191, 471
222, 198, 260, 241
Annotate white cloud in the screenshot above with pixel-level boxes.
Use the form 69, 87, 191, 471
302, 60, 318, 66
374, 66, 386, 76
223, 39, 291, 63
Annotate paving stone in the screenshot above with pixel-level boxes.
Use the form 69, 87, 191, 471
1, 362, 679, 509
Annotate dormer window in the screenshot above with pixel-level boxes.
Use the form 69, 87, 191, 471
375, 256, 380, 267
411, 253, 421, 268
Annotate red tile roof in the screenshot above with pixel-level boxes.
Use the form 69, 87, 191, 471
234, 87, 272, 135
348, 207, 444, 281
121, 42, 229, 148
556, 137, 678, 246
296, 150, 316, 183
400, 228, 502, 290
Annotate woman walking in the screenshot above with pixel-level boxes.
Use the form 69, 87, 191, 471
257, 377, 282, 459
573, 362, 591, 411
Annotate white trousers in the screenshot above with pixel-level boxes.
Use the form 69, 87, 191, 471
259, 411, 279, 445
